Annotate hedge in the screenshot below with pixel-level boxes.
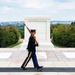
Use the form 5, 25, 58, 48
0, 26, 21, 47
52, 25, 75, 47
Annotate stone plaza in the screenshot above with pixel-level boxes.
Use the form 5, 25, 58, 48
0, 17, 75, 75
0, 48, 75, 75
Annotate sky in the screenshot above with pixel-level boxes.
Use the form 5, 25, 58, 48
0, 0, 75, 21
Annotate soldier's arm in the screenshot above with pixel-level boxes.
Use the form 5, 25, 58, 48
33, 36, 39, 46
24, 23, 39, 45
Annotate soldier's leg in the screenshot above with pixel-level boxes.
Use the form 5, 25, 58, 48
32, 52, 39, 67
21, 52, 32, 67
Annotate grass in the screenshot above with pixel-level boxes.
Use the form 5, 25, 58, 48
52, 41, 65, 48
8, 42, 22, 48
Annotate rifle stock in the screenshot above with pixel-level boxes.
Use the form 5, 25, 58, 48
24, 23, 39, 45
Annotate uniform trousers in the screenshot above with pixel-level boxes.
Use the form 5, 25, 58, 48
21, 51, 39, 67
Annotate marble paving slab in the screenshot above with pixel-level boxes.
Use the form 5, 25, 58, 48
0, 52, 12, 59
63, 52, 75, 58
36, 52, 47, 59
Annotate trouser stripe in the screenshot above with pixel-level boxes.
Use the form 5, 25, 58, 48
24, 52, 32, 67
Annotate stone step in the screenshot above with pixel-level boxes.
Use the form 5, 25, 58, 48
20, 42, 55, 50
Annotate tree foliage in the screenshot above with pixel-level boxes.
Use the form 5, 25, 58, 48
0, 26, 21, 47
51, 24, 75, 47
71, 22, 75, 26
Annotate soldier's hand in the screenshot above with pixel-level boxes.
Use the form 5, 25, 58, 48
23, 23, 26, 26
33, 36, 36, 39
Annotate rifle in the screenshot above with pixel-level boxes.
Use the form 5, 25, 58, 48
24, 23, 39, 45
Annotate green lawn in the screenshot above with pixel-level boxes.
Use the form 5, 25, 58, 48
8, 42, 22, 48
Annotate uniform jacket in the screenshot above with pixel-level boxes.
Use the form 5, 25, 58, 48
27, 35, 38, 52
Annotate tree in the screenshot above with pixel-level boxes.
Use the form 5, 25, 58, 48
52, 24, 75, 47
71, 22, 75, 26
0, 26, 21, 47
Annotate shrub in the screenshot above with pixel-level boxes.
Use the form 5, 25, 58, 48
52, 25, 75, 47
0, 26, 21, 47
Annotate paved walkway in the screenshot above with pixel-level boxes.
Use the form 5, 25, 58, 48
0, 48, 75, 75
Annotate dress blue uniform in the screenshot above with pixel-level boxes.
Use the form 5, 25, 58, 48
21, 35, 39, 68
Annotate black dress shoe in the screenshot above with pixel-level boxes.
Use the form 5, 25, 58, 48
21, 66, 27, 70
36, 66, 43, 69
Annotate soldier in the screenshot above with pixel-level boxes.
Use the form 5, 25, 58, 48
21, 29, 43, 70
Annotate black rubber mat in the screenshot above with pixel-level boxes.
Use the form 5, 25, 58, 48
0, 67, 75, 72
